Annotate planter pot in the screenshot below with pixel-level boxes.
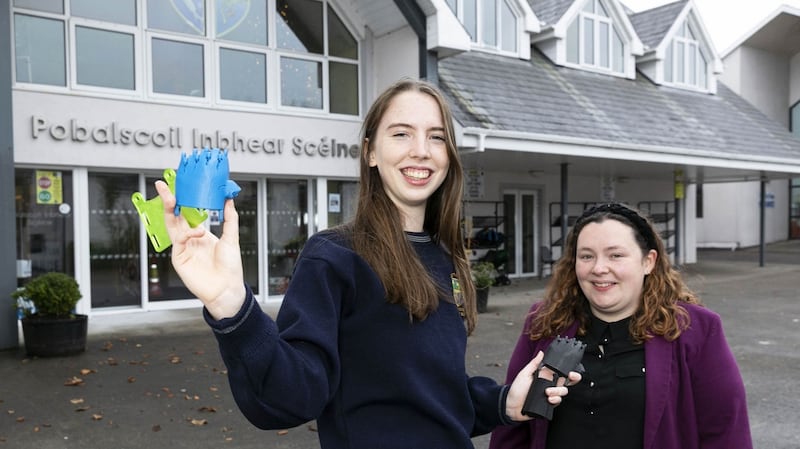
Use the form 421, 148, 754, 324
476, 287, 489, 313
21, 314, 88, 357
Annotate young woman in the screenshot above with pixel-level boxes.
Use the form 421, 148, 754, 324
155, 79, 577, 449
489, 202, 752, 449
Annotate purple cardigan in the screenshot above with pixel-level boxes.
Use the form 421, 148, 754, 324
489, 302, 752, 449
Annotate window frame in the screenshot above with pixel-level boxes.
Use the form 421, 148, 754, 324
11, 0, 361, 117
451, 0, 521, 55
565, 0, 626, 75
69, 17, 142, 96
664, 20, 709, 91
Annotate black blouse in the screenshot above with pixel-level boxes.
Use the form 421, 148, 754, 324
546, 315, 646, 449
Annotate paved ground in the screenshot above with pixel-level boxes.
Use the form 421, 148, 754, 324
1, 241, 798, 449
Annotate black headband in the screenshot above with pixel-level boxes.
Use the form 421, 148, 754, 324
575, 203, 658, 251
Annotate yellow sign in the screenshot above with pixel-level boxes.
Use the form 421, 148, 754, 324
674, 170, 685, 199
35, 170, 63, 204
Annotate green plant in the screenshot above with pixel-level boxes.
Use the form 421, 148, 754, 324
471, 261, 496, 290
11, 272, 82, 318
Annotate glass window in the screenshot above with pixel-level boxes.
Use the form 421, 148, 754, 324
147, 0, 205, 35
501, 0, 516, 52
267, 179, 308, 296
14, 14, 66, 86
328, 5, 357, 60
463, 0, 477, 40
220, 48, 267, 103
151, 38, 205, 97
72, 0, 136, 26
14, 0, 63, 14
583, 17, 594, 65
791, 101, 800, 137
76, 26, 135, 90
446, 0, 457, 15
216, 0, 267, 46
329, 61, 358, 115
280, 56, 322, 109
276, 0, 323, 54
14, 169, 74, 284
567, 18, 579, 63
666, 20, 708, 89
612, 28, 624, 72
599, 21, 609, 68
481, 0, 497, 47
88, 173, 140, 309
664, 43, 673, 82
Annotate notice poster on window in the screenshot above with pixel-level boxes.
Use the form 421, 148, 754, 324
35, 170, 63, 205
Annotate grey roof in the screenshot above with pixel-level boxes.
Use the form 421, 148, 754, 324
628, 0, 687, 50
438, 50, 800, 161
528, 0, 573, 27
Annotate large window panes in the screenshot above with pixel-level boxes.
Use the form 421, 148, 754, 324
220, 48, 267, 103
147, 0, 205, 35
72, 0, 136, 25
76, 26, 135, 90
89, 173, 140, 308
276, 0, 323, 54
281, 57, 322, 109
14, 0, 63, 13
210, 180, 260, 295
267, 179, 308, 295
665, 21, 708, 89
216, 0, 267, 45
791, 101, 800, 137
329, 61, 357, 115
328, 5, 357, 59
326, 180, 358, 227
14, 14, 66, 86
151, 38, 205, 97
14, 169, 75, 286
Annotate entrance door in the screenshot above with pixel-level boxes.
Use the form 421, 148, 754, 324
503, 190, 540, 277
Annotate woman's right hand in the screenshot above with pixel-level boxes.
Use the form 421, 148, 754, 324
155, 180, 246, 319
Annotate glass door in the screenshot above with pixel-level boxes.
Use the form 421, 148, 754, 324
88, 173, 141, 309
503, 190, 540, 277
266, 179, 309, 295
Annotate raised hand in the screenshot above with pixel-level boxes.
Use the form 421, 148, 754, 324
155, 180, 246, 319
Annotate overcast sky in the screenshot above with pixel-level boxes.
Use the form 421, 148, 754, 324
622, 0, 800, 53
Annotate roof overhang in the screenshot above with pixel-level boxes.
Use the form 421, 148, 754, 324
457, 128, 800, 184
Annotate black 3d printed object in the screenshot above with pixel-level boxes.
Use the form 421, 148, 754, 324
521, 336, 586, 420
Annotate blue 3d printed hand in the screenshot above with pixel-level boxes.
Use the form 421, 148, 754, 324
175, 148, 241, 223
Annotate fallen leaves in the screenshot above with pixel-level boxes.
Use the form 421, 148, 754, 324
64, 376, 84, 386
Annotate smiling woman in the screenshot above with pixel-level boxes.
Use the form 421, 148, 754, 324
490, 202, 753, 449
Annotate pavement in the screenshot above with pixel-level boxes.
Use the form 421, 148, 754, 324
1, 241, 798, 449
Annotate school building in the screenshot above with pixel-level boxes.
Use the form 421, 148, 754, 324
1, 0, 799, 349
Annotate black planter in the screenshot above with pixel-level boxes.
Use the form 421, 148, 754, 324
476, 287, 489, 313
21, 314, 88, 357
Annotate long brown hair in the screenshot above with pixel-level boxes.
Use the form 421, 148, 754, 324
350, 78, 477, 333
529, 203, 700, 343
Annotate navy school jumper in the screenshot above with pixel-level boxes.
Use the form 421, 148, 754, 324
204, 229, 513, 449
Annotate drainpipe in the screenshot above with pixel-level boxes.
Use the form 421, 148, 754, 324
0, 4, 18, 350
394, 0, 438, 83
759, 177, 766, 267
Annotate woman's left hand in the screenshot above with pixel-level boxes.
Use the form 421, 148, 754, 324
505, 351, 582, 422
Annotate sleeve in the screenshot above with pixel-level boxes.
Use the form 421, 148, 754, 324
690, 309, 754, 449
488, 304, 543, 449
204, 254, 345, 430
468, 378, 514, 436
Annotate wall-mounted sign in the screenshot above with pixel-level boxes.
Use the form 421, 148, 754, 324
465, 169, 484, 199
30, 115, 359, 159
35, 170, 63, 204
328, 193, 341, 213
